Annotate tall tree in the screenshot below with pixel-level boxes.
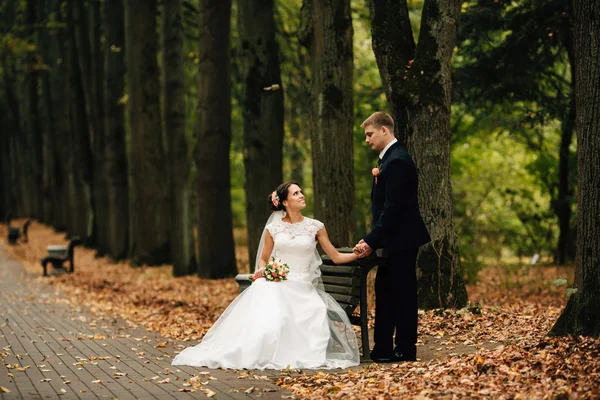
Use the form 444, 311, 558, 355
25, 0, 44, 219
162, 0, 196, 275
550, 0, 600, 337
66, 0, 93, 239
38, 0, 58, 227
238, 0, 284, 266
300, 0, 355, 247
104, 0, 129, 259
368, 0, 468, 308
50, 0, 71, 232
1, 51, 24, 218
125, 0, 170, 265
194, 0, 237, 278
90, 0, 109, 255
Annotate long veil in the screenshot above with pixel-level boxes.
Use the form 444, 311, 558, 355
254, 211, 360, 368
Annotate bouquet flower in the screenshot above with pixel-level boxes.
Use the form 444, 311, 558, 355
251, 257, 290, 282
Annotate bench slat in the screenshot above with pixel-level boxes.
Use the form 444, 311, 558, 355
323, 284, 360, 296
322, 275, 360, 286
319, 265, 361, 276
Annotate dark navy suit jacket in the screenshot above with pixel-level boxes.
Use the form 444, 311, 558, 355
364, 142, 431, 250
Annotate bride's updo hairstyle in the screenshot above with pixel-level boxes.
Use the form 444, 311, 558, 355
268, 181, 299, 211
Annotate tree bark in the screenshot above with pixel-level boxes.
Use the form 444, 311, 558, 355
237, 0, 284, 266
50, 0, 72, 232
302, 0, 355, 247
125, 0, 170, 265
369, 0, 468, 309
555, 31, 577, 266
1, 53, 24, 217
90, 0, 109, 256
104, 0, 129, 259
162, 0, 196, 276
551, 0, 600, 337
25, 0, 44, 220
66, 0, 94, 240
39, 0, 58, 228
73, 0, 105, 248
193, 0, 237, 278
555, 88, 575, 265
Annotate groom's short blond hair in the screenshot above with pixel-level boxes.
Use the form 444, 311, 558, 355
361, 111, 394, 131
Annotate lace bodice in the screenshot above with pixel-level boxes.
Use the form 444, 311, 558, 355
266, 217, 324, 276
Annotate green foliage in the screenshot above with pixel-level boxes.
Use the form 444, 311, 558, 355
451, 105, 560, 281
451, 0, 577, 274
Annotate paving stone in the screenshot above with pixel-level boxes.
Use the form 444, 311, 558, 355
0, 245, 292, 400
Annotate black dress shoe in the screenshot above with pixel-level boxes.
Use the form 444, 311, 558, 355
369, 349, 394, 363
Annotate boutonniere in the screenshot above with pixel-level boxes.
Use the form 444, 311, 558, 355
372, 161, 382, 184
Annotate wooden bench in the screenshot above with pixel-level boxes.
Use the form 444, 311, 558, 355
235, 248, 386, 361
7, 218, 32, 245
41, 237, 81, 276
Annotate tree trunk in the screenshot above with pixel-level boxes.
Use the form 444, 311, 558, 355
286, 105, 307, 188
39, 0, 57, 228
67, 0, 94, 240
90, 0, 109, 256
193, 0, 237, 278
555, 88, 575, 265
125, 0, 170, 265
555, 31, 577, 266
26, 0, 44, 220
369, 0, 468, 309
51, 0, 71, 232
238, 0, 284, 266
1, 53, 24, 217
550, 0, 600, 337
162, 0, 196, 276
302, 0, 355, 247
72, 0, 99, 246
104, 0, 129, 260
0, 131, 6, 220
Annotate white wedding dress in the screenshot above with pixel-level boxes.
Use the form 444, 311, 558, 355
171, 215, 360, 370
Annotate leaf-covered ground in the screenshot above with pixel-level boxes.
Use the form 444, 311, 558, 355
2, 221, 599, 399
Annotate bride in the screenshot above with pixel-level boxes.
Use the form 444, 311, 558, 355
172, 182, 361, 369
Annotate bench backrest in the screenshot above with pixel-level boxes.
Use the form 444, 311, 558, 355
22, 219, 31, 235
319, 261, 361, 318
68, 236, 82, 260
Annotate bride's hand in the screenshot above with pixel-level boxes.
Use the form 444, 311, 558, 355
252, 269, 265, 280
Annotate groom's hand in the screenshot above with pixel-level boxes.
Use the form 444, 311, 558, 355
353, 239, 365, 255
353, 239, 372, 258
357, 240, 372, 258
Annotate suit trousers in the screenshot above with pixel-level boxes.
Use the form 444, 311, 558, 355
373, 246, 419, 353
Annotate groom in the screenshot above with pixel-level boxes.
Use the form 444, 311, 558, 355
354, 111, 431, 363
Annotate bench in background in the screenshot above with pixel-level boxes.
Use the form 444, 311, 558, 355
41, 236, 81, 276
7, 217, 32, 245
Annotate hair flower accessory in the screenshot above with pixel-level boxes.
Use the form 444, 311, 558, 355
271, 191, 280, 207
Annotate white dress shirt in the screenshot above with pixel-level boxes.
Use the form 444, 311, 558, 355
379, 138, 398, 160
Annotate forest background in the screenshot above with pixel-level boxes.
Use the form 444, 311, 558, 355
0, 0, 581, 304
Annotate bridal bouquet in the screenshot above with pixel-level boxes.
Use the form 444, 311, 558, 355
251, 257, 290, 282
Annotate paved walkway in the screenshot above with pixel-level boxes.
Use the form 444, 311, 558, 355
0, 245, 289, 400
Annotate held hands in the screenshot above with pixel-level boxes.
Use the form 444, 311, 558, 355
353, 239, 372, 259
